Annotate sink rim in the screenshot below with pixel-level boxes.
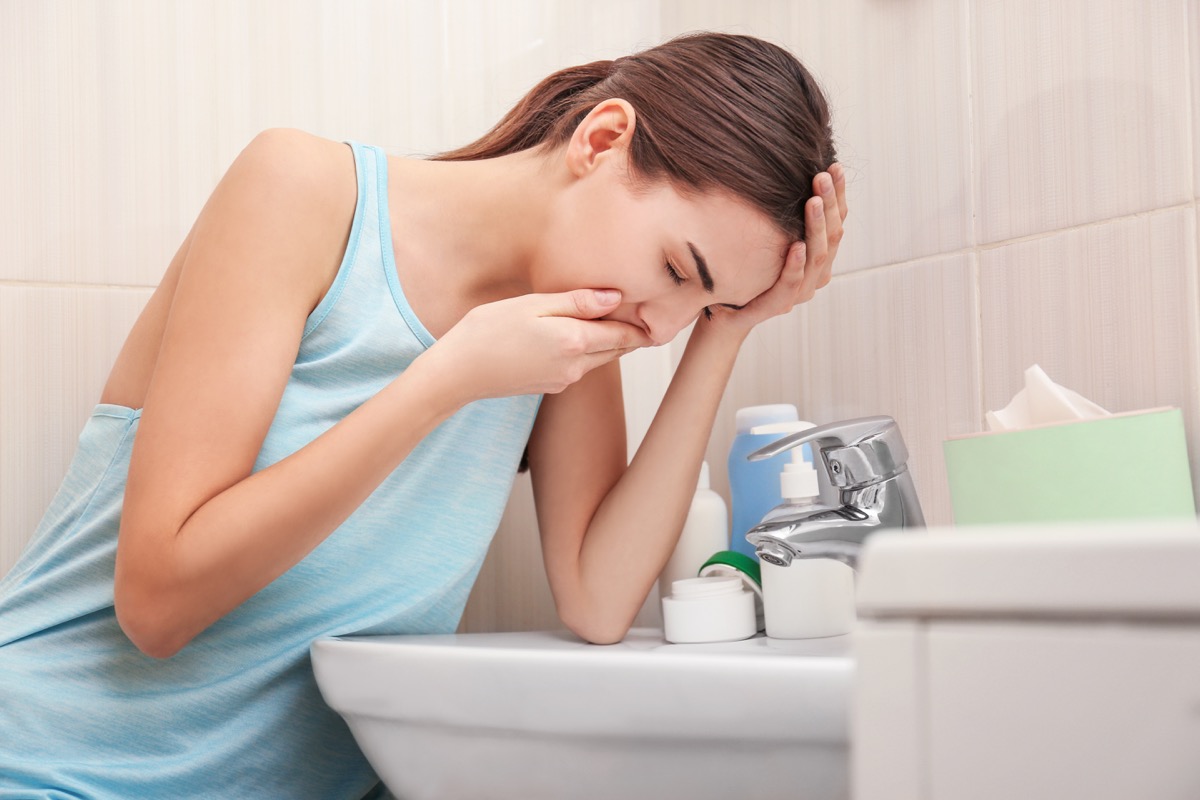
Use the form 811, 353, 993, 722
310, 627, 854, 743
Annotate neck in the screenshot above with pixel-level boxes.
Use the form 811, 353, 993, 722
386, 147, 562, 307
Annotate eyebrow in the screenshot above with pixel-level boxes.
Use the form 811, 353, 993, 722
687, 241, 715, 294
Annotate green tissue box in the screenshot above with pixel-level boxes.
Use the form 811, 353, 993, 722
943, 407, 1196, 525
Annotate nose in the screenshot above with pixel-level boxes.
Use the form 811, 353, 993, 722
639, 303, 700, 347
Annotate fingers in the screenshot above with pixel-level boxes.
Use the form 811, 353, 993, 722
782, 240, 809, 306
740, 240, 806, 319
817, 170, 844, 252
802, 192, 829, 302
821, 165, 847, 290
575, 345, 640, 378
829, 162, 848, 223
807, 166, 847, 293
573, 318, 653, 353
546, 333, 642, 395
536, 288, 623, 320
531, 289, 652, 350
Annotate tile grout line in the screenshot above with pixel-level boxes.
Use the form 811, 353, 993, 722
0, 281, 156, 291
962, 0, 986, 431
1182, 0, 1197, 202
1180, 1, 1200, 491
3, 198, 1195, 294
829, 200, 1198, 282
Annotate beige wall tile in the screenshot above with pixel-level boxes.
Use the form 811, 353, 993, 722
2, 2, 226, 286
660, 0, 973, 271
0, 285, 151, 573
799, 255, 981, 527
979, 207, 1200, 497
445, 1, 659, 141
972, 0, 1192, 243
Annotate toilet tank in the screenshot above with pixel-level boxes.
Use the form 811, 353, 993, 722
850, 521, 1200, 800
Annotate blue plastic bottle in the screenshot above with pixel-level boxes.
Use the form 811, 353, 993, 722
727, 406, 814, 560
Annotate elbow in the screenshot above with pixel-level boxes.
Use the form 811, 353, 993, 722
578, 629, 628, 646
560, 602, 634, 646
114, 577, 187, 660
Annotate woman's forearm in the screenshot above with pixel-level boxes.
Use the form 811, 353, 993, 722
574, 321, 747, 641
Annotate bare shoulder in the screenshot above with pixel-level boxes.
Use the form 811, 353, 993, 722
245, 128, 358, 298
249, 127, 354, 187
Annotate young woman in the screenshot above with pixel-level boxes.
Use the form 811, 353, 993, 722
0, 32, 845, 798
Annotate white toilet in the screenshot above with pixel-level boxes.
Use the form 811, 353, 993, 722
311, 627, 853, 800
852, 520, 1200, 800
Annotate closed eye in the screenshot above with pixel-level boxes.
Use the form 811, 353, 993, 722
664, 259, 685, 286
701, 302, 747, 322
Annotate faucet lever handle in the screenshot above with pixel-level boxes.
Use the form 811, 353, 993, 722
747, 415, 896, 459
748, 415, 910, 489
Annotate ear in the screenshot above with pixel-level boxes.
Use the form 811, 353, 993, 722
564, 98, 637, 178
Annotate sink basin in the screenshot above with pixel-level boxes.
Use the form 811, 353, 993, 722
311, 626, 853, 800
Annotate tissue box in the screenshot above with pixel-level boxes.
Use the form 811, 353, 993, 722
944, 407, 1196, 525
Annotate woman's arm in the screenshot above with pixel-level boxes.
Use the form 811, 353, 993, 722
116, 130, 648, 659
532, 166, 847, 644
527, 321, 744, 644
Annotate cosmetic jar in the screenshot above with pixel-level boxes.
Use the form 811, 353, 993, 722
661, 576, 757, 644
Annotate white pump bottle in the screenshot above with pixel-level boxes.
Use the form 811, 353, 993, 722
753, 424, 858, 639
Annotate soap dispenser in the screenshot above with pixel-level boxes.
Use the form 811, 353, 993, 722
727, 404, 803, 560
757, 441, 857, 639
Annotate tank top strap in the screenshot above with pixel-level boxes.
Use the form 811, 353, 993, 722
300, 140, 435, 351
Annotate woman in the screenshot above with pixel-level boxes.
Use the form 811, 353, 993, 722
0, 31, 845, 798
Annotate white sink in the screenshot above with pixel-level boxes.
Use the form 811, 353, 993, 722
311, 627, 853, 800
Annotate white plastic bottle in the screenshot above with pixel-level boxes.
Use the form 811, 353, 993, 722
657, 462, 730, 600
759, 446, 857, 639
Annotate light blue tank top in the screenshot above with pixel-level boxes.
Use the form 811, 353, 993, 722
0, 140, 542, 799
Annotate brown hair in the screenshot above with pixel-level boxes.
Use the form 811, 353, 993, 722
432, 31, 837, 243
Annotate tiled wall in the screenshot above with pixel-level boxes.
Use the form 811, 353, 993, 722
3, 1, 1197, 635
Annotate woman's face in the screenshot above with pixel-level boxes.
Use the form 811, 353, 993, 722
533, 154, 791, 346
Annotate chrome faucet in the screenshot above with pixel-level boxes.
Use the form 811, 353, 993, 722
744, 416, 925, 570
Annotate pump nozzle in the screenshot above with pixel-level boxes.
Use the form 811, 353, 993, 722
750, 420, 819, 503
781, 446, 819, 502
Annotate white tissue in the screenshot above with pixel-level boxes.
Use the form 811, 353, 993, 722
985, 364, 1110, 432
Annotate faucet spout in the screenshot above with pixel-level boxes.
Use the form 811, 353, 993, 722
746, 501, 875, 570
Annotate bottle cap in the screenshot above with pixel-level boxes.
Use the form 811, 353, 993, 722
781, 448, 819, 501
734, 404, 798, 434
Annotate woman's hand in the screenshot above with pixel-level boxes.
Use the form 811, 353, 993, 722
415, 289, 652, 402
705, 162, 848, 335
